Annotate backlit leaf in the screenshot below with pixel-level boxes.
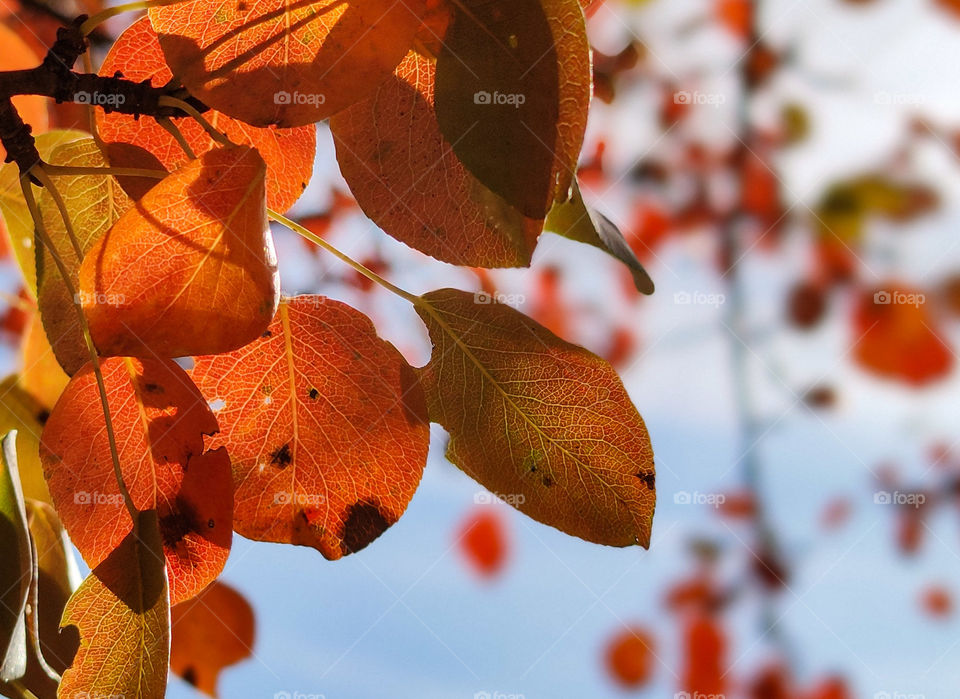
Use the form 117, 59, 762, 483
171, 581, 255, 696
19, 315, 69, 412
36, 136, 132, 375
57, 510, 169, 699
96, 17, 315, 211
544, 181, 655, 294
78, 145, 279, 359
852, 285, 953, 386
604, 626, 656, 688
0, 130, 86, 297
40, 357, 232, 604
331, 51, 542, 268
415, 289, 656, 547
457, 508, 508, 579
435, 0, 591, 218
23, 500, 78, 678
0, 432, 30, 682
149, 0, 426, 127
191, 296, 429, 558
0, 377, 52, 506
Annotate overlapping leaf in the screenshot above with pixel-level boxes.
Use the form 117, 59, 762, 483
0, 130, 86, 296
149, 0, 426, 127
19, 315, 69, 412
192, 296, 429, 558
96, 17, 315, 211
0, 376, 52, 505
23, 500, 78, 679
171, 581, 254, 696
331, 51, 543, 268
544, 181, 655, 294
434, 0, 590, 218
40, 357, 232, 604
36, 136, 132, 375
78, 145, 279, 358
0, 432, 30, 683
416, 289, 656, 546
58, 510, 169, 699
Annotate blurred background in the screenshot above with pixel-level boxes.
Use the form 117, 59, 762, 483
6, 0, 960, 696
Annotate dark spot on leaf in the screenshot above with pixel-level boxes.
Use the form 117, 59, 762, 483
308, 388, 319, 400
270, 443, 292, 468
542, 475, 553, 487
261, 329, 273, 338
159, 497, 198, 549
339, 499, 392, 555
144, 382, 164, 394
639, 473, 655, 490
37, 409, 50, 423
182, 666, 198, 687
207, 519, 215, 528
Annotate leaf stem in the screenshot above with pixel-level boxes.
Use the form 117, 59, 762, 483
158, 96, 232, 147
42, 164, 167, 179
29, 166, 83, 259
20, 170, 138, 526
6, 680, 39, 699
79, 0, 188, 36
159, 118, 197, 160
267, 209, 420, 305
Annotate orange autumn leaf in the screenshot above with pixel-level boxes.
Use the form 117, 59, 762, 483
604, 627, 656, 688
920, 584, 953, 618
78, 145, 279, 359
716, 0, 751, 37
19, 314, 69, 411
58, 510, 169, 699
681, 616, 727, 696
434, 0, 590, 218
40, 357, 232, 604
331, 51, 543, 268
149, 0, 425, 127
36, 136, 133, 376
171, 581, 255, 696
416, 289, 656, 547
96, 17, 315, 211
458, 508, 508, 579
852, 285, 953, 386
191, 296, 429, 559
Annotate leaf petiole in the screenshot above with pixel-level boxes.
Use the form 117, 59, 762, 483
267, 209, 421, 305
43, 164, 167, 179
79, 0, 189, 36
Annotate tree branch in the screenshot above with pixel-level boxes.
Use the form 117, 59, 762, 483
0, 15, 207, 178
